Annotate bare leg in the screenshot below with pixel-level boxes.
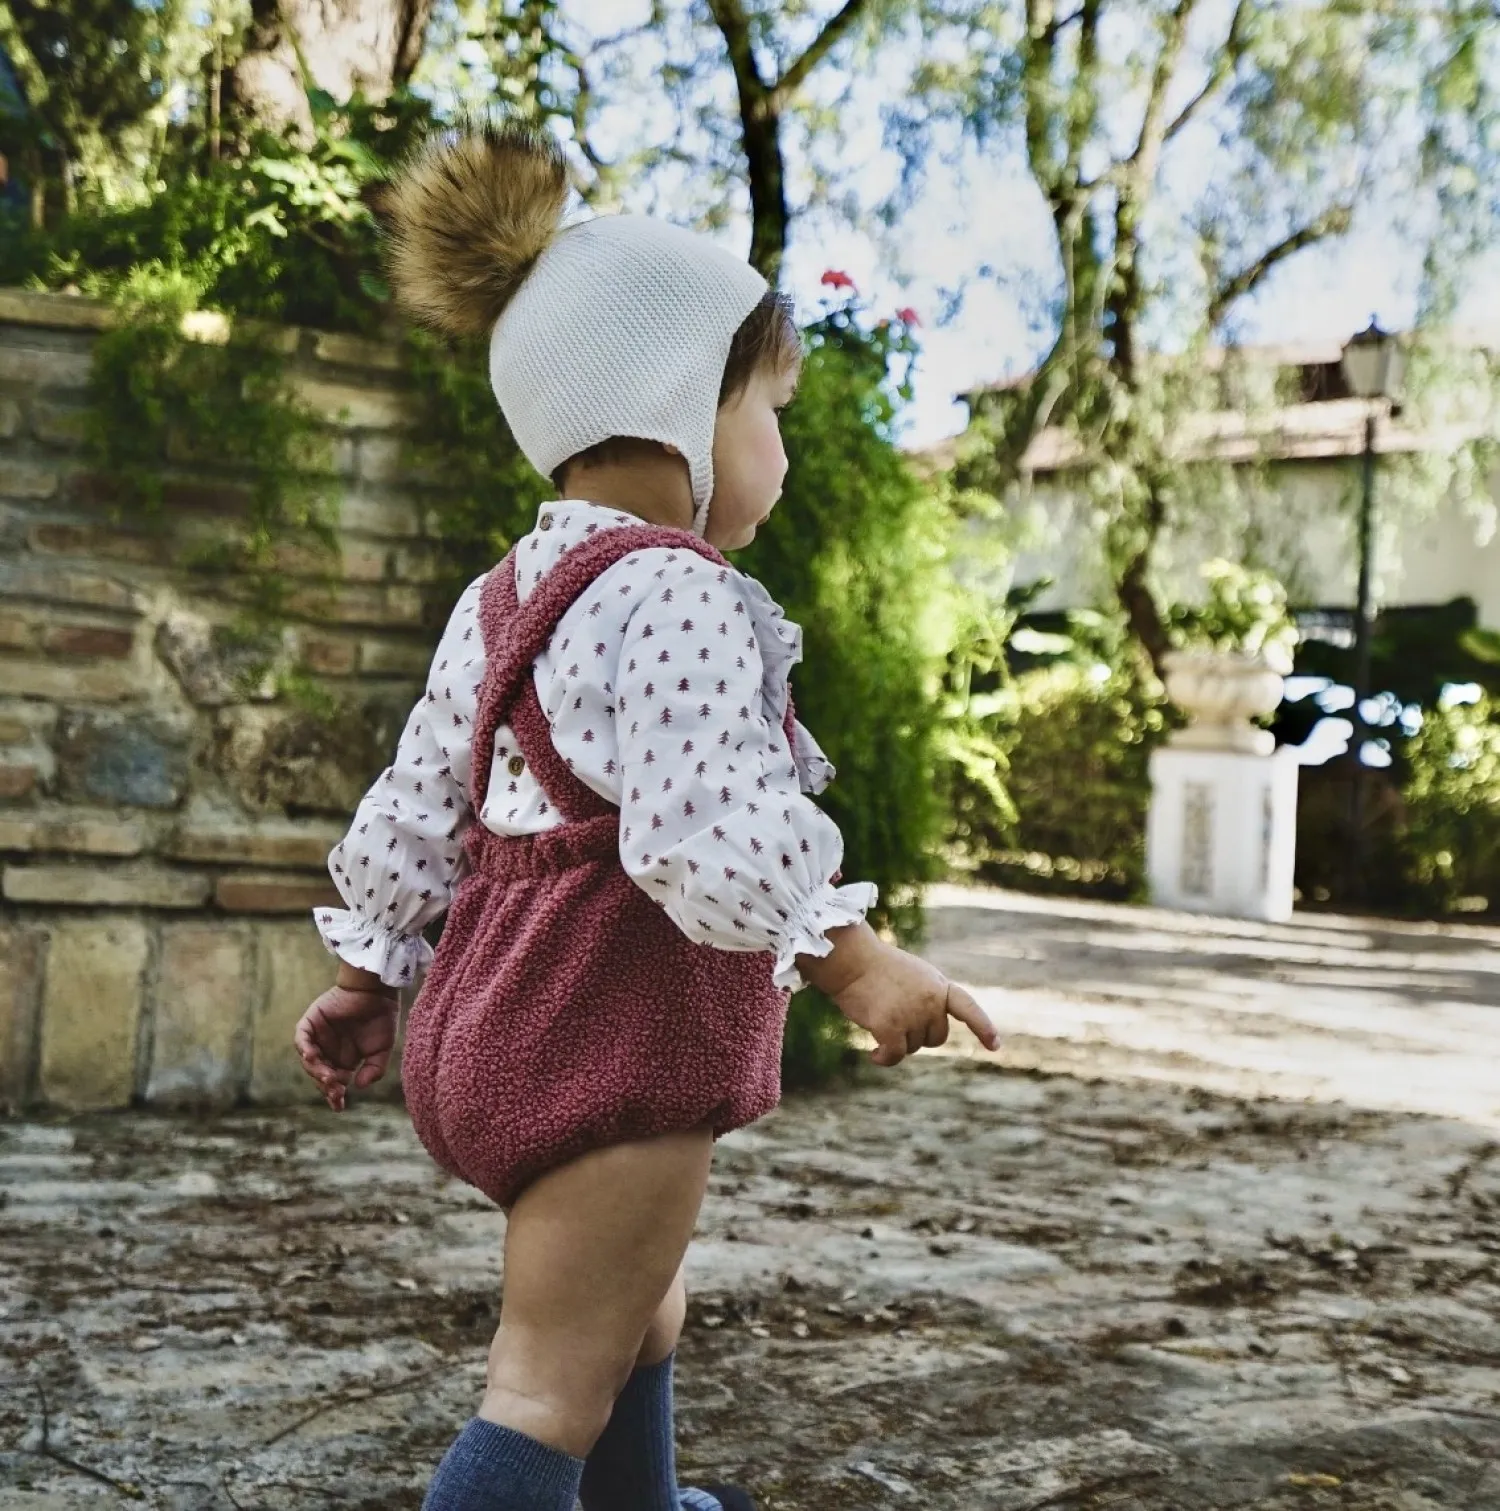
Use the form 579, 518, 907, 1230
480, 1128, 713, 1459
636, 1266, 687, 1369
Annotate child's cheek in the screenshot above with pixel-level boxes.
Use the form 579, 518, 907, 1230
757, 413, 787, 476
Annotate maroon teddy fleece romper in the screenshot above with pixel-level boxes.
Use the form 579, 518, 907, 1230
401, 525, 796, 1208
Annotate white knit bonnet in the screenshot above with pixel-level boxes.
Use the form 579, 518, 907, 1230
488, 215, 769, 534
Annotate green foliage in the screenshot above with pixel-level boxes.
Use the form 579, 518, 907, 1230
0, 0, 190, 220
1400, 693, 1500, 913
742, 306, 950, 944
1291, 597, 1500, 721
400, 328, 555, 608
958, 615, 1172, 899
1281, 600, 1500, 920
779, 986, 861, 1090
1167, 558, 1299, 667
736, 305, 990, 1075
84, 266, 335, 628
2, 90, 437, 332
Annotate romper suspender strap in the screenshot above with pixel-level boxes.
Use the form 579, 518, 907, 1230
468, 526, 730, 826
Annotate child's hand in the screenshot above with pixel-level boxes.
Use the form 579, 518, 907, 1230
294, 986, 399, 1111
803, 924, 1000, 1067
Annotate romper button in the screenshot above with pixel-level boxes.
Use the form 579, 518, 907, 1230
508, 755, 526, 777
539, 514, 553, 531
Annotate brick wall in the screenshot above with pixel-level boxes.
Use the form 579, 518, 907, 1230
0, 288, 463, 1112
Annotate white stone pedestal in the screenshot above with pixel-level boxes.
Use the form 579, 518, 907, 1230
1147, 746, 1300, 922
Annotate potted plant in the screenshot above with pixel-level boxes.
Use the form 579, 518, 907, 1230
1163, 561, 1298, 755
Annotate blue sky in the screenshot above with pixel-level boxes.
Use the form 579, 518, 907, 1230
560, 0, 1498, 450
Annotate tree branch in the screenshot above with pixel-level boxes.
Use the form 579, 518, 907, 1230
1131, 0, 1201, 174
1207, 202, 1356, 327
393, 0, 436, 85
772, 0, 869, 106
1163, 0, 1252, 146
705, 0, 770, 101
704, 0, 790, 280
1065, 0, 1102, 184
589, 14, 662, 53
563, 45, 613, 190
1043, 5, 1087, 43
1023, 0, 1064, 192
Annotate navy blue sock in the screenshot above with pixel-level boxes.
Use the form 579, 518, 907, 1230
422, 1418, 584, 1511
579, 1354, 721, 1511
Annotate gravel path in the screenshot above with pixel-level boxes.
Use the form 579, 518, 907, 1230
3, 888, 1498, 1510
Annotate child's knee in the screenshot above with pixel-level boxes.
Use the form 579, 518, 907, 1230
636, 1270, 687, 1367
483, 1323, 636, 1454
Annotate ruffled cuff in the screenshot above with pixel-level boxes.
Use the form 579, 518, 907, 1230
790, 719, 836, 795
313, 908, 435, 989
772, 880, 880, 993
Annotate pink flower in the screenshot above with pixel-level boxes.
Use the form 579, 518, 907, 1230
896, 306, 921, 327
821, 269, 857, 292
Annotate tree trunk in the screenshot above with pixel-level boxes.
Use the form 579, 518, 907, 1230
225, 0, 435, 139
740, 97, 789, 284
1114, 480, 1171, 681
1117, 553, 1171, 680
706, 0, 790, 285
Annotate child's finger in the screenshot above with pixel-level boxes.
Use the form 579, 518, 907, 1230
945, 982, 999, 1050
294, 1012, 335, 1074
870, 1035, 907, 1068
293, 1019, 321, 1066
297, 1043, 336, 1084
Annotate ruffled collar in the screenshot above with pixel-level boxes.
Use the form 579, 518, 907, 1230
524, 501, 836, 794
734, 572, 836, 795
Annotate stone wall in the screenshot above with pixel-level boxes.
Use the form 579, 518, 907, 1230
0, 289, 460, 1112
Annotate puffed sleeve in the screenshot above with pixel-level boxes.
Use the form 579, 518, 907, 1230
615, 556, 877, 991
313, 575, 486, 987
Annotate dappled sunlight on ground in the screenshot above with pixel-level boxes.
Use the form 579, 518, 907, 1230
924, 886, 1500, 1131
2, 888, 1497, 1507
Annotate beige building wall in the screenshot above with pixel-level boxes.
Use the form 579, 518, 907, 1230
1004, 458, 1500, 627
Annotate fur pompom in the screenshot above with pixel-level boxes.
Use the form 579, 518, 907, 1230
384, 119, 570, 339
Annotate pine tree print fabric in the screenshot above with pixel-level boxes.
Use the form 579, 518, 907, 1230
315, 502, 876, 992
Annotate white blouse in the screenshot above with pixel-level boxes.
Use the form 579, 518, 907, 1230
315, 500, 877, 992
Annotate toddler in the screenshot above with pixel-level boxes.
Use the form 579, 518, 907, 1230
294, 121, 997, 1511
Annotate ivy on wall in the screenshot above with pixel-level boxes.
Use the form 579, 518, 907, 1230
84, 268, 339, 698
399, 327, 554, 611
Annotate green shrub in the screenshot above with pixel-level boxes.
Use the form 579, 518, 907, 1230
1, 91, 435, 332
740, 306, 965, 1079
946, 612, 1171, 900
990, 659, 1168, 900
745, 309, 948, 935
952, 560, 1286, 904
1400, 692, 1500, 913
401, 329, 556, 614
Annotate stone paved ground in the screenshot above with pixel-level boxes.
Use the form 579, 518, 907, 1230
3, 888, 1500, 1511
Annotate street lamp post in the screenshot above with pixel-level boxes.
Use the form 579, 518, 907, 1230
1339, 317, 1406, 902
